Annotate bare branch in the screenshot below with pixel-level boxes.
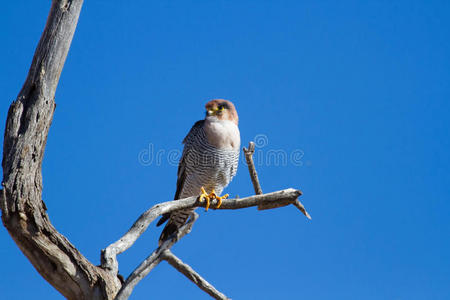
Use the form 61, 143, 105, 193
114, 213, 199, 300
293, 199, 312, 220
102, 188, 304, 277
162, 250, 230, 300
243, 142, 263, 195
101, 195, 200, 274
243, 142, 311, 218
102, 188, 307, 298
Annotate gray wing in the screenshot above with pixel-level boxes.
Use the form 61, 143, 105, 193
156, 120, 204, 227
173, 120, 204, 200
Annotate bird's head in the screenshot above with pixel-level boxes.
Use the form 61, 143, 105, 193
205, 99, 239, 125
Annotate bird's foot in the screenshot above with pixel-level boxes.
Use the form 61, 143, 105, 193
199, 187, 211, 211
208, 189, 229, 209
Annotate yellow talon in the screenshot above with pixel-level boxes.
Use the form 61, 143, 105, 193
199, 187, 211, 211
208, 189, 229, 209
199, 188, 229, 211
215, 193, 228, 209
208, 189, 217, 199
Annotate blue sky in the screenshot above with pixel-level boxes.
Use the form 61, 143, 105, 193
1, 1, 450, 299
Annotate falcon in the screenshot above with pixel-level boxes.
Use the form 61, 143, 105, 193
157, 99, 240, 244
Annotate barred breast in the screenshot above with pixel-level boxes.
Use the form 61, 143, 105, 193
180, 122, 239, 198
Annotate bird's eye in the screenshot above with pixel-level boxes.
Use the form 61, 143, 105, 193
218, 106, 225, 111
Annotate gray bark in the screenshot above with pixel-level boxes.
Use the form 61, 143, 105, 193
114, 213, 200, 300
162, 250, 229, 300
101, 189, 305, 275
243, 142, 263, 195
104, 189, 307, 300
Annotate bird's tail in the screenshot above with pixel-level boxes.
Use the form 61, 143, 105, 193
158, 209, 193, 246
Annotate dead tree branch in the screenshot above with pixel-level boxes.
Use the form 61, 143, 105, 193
243, 141, 263, 195
101, 187, 306, 299
162, 250, 229, 300
243, 142, 310, 218
114, 212, 199, 300
101, 188, 305, 275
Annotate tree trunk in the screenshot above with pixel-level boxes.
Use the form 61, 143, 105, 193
1, 1, 121, 299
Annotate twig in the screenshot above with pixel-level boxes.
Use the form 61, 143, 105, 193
242, 142, 311, 218
243, 142, 263, 195
162, 250, 230, 300
293, 199, 312, 220
114, 213, 199, 300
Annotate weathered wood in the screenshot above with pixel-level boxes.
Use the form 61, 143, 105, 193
243, 142, 263, 195
162, 250, 230, 300
1, 1, 121, 299
114, 213, 200, 300
101, 188, 305, 277
101, 187, 306, 299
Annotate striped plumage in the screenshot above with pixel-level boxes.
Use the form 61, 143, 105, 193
158, 100, 240, 244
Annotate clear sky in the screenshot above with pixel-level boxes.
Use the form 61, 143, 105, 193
1, 1, 449, 299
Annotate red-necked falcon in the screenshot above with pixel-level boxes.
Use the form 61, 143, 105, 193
157, 99, 240, 244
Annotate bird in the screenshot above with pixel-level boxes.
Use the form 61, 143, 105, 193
157, 99, 240, 245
